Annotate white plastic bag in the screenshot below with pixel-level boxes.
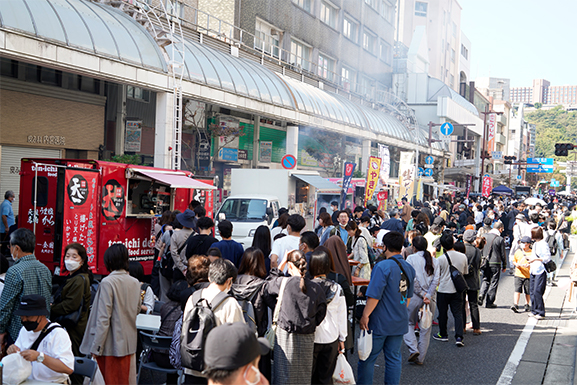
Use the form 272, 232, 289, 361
419, 303, 433, 329
1, 353, 32, 384
333, 353, 356, 384
357, 330, 372, 361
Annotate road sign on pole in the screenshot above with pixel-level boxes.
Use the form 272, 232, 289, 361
418, 167, 424, 177
440, 122, 454, 136
516, 175, 522, 181
425, 156, 434, 165
423, 168, 433, 177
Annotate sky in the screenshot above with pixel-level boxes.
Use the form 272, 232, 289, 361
459, 0, 577, 87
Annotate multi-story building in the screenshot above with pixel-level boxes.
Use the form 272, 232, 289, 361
396, 0, 464, 91
475, 77, 511, 102
511, 78, 577, 107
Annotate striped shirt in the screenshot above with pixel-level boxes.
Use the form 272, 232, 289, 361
0, 255, 52, 341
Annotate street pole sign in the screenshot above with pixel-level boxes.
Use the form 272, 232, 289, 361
423, 168, 433, 177
418, 167, 424, 177
440, 122, 454, 136
527, 158, 554, 173
425, 156, 434, 165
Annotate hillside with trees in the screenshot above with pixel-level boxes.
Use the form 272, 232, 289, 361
527, 106, 577, 159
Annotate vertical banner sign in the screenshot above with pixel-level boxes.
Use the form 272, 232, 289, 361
399, 151, 416, 199
482, 174, 493, 198
340, 162, 356, 210
487, 113, 496, 152
378, 144, 390, 186
125, 120, 142, 152
62, 169, 98, 272
416, 177, 424, 201
377, 191, 388, 212
365, 157, 382, 203
465, 175, 472, 199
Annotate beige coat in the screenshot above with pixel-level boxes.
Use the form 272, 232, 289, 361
80, 270, 141, 357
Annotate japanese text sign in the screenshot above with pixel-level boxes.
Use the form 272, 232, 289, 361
364, 157, 382, 203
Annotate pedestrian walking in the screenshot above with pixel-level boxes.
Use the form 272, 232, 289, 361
462, 230, 481, 335
511, 236, 532, 313
403, 236, 439, 365
346, 221, 371, 279
528, 227, 551, 319
479, 221, 507, 308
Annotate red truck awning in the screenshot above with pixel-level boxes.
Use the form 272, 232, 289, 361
135, 170, 216, 190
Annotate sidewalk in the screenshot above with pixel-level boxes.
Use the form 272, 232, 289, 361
510, 249, 577, 385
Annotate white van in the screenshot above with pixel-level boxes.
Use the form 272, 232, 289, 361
215, 194, 280, 247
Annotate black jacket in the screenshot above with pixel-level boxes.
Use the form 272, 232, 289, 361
481, 232, 507, 268
233, 275, 267, 337
464, 243, 481, 290
184, 234, 219, 260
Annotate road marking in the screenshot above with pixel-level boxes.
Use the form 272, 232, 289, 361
496, 285, 553, 385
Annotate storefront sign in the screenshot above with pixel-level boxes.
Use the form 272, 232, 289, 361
487, 113, 496, 152
125, 121, 142, 152
340, 162, 356, 210
378, 144, 390, 186
364, 157, 382, 203
260, 141, 272, 163
219, 147, 238, 162
62, 169, 98, 272
465, 175, 472, 199
101, 179, 125, 221
27, 135, 66, 146
238, 149, 248, 160
196, 132, 211, 164
482, 174, 493, 198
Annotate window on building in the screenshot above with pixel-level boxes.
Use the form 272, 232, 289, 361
450, 74, 455, 87
254, 18, 281, 58
290, 39, 312, 71
379, 40, 391, 63
320, 1, 338, 29
360, 75, 375, 97
127, 86, 150, 102
166, 0, 184, 18
0, 58, 17, 78
452, 21, 457, 37
318, 53, 336, 81
362, 29, 377, 55
341, 65, 356, 91
451, 48, 455, 62
293, 0, 312, 12
461, 44, 468, 59
365, 0, 378, 10
380, 0, 394, 22
415, 1, 427, 17
343, 15, 359, 43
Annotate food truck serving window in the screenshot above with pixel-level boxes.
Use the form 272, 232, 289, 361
127, 179, 171, 217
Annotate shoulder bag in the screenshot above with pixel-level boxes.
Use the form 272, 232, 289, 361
444, 252, 468, 294
264, 278, 288, 349
54, 274, 87, 328
390, 257, 410, 305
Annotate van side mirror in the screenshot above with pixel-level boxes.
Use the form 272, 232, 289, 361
266, 207, 273, 216
219, 213, 226, 221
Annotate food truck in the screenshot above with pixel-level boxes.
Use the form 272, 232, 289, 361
18, 159, 215, 275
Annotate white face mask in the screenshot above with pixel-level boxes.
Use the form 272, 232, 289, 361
65, 260, 81, 272
243, 365, 261, 385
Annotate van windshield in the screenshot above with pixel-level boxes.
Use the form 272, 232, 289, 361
218, 198, 267, 222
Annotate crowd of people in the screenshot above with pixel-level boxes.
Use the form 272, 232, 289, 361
0, 191, 573, 385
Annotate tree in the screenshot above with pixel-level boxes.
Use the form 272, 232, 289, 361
301, 130, 346, 177
527, 106, 577, 160
534, 102, 542, 109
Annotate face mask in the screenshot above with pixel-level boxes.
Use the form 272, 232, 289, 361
65, 260, 81, 272
243, 365, 261, 385
22, 320, 39, 332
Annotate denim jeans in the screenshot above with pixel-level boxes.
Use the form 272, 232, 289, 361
530, 272, 547, 316
357, 334, 403, 385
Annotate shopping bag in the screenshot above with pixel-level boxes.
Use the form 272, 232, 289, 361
357, 330, 372, 361
419, 303, 433, 329
333, 353, 355, 384
1, 353, 32, 384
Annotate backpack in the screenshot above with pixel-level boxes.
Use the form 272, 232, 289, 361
546, 230, 558, 255
390, 257, 410, 305
160, 230, 174, 279
231, 283, 263, 334
354, 235, 376, 267
444, 252, 468, 294
180, 289, 232, 372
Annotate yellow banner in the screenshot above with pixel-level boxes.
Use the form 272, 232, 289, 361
365, 156, 382, 203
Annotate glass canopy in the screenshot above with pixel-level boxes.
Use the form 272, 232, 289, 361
0, 0, 166, 71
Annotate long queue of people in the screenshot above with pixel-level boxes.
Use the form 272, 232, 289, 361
0, 192, 571, 385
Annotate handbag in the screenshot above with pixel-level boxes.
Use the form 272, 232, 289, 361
264, 277, 288, 349
419, 303, 433, 329
544, 260, 557, 273
444, 252, 468, 294
55, 274, 86, 327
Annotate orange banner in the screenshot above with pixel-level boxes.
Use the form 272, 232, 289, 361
487, 113, 496, 152
365, 156, 382, 203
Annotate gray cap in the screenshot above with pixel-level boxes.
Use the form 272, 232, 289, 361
463, 229, 477, 243
516, 213, 525, 220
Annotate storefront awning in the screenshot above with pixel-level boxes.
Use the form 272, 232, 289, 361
135, 170, 216, 190
292, 174, 340, 192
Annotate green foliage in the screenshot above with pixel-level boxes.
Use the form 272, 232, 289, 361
353, 168, 365, 178
527, 106, 577, 160
107, 154, 142, 165
534, 102, 542, 109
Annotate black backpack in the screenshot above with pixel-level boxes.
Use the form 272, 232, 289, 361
546, 230, 558, 255
160, 230, 174, 279
444, 252, 468, 294
390, 257, 410, 305
180, 289, 231, 372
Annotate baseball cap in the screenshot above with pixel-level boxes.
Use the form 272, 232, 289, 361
204, 323, 270, 372
516, 213, 525, 220
433, 217, 445, 226
463, 229, 477, 243
519, 236, 532, 244
14, 294, 49, 317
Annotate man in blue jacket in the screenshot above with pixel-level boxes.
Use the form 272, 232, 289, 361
358, 231, 415, 385
380, 209, 405, 235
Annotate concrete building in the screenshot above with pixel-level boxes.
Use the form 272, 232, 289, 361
475, 77, 511, 102
396, 0, 463, 91
511, 78, 577, 107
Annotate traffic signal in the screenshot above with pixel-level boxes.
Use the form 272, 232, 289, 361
504, 155, 517, 164
555, 143, 575, 156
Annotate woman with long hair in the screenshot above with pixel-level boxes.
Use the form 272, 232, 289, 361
252, 225, 272, 272
403, 236, 439, 365
529, 227, 551, 319
318, 212, 335, 246
309, 249, 348, 384
263, 250, 327, 385
346, 221, 371, 279
233, 247, 270, 380
51, 243, 92, 384
324, 235, 352, 286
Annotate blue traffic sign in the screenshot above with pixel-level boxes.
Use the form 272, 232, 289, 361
527, 165, 553, 174
516, 175, 522, 180
425, 156, 434, 165
424, 168, 433, 177
418, 167, 424, 177
281, 154, 297, 169
440, 122, 454, 136
528, 157, 554, 165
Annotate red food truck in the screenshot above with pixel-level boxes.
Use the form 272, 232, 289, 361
18, 159, 216, 276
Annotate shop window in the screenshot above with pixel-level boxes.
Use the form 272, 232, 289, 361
31, 177, 49, 207
127, 179, 171, 216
